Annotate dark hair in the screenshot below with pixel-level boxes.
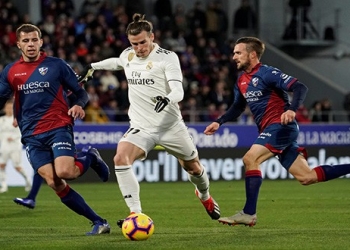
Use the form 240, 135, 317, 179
126, 13, 153, 36
235, 37, 265, 59
16, 24, 42, 40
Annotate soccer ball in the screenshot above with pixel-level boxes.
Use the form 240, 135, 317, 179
122, 213, 155, 241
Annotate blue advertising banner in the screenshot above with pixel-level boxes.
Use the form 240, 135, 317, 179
73, 124, 350, 149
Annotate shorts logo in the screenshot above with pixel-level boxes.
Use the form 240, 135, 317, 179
38, 67, 48, 76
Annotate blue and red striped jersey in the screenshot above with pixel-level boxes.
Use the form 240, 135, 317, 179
220, 63, 298, 132
0, 52, 84, 138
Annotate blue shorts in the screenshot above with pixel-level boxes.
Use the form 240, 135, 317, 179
23, 126, 76, 171
254, 122, 305, 170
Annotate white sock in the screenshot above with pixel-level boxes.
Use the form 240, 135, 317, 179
115, 165, 142, 213
188, 165, 210, 201
0, 168, 7, 190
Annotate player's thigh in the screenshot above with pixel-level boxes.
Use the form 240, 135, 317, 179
118, 127, 156, 162
288, 154, 316, 182
159, 122, 198, 161
37, 163, 62, 187
243, 144, 274, 170
115, 141, 146, 165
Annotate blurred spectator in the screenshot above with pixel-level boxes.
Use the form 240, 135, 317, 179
80, 0, 102, 16
200, 103, 219, 122
309, 100, 323, 122
233, 0, 257, 37
321, 98, 333, 122
237, 105, 254, 124
114, 80, 129, 121
186, 1, 207, 32
84, 99, 110, 123
172, 3, 187, 34
102, 99, 118, 122
208, 80, 231, 107
154, 0, 173, 32
343, 92, 350, 121
99, 71, 120, 92
295, 104, 311, 123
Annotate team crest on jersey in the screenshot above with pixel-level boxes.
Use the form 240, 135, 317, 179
38, 67, 48, 76
128, 52, 135, 61
252, 77, 259, 87
146, 61, 153, 70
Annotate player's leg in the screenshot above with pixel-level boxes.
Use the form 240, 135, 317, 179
114, 128, 155, 228
218, 144, 272, 226
11, 149, 31, 191
14, 173, 43, 209
0, 162, 8, 193
38, 164, 110, 235
288, 148, 350, 185
160, 122, 220, 220
114, 140, 147, 214
52, 126, 109, 181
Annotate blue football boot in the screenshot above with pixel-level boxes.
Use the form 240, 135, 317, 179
13, 198, 36, 209
82, 146, 110, 182
86, 219, 111, 236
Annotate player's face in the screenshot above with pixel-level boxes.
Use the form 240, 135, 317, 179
128, 31, 155, 58
17, 31, 43, 62
233, 43, 251, 72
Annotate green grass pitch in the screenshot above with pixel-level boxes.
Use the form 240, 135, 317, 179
1, 179, 349, 250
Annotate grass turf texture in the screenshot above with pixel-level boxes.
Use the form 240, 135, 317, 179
0, 179, 349, 250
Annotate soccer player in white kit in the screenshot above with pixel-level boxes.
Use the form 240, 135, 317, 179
0, 99, 31, 193
79, 13, 221, 225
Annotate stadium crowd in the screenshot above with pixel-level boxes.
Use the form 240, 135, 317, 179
0, 0, 341, 123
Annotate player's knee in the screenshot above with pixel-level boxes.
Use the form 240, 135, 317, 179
55, 166, 74, 180
242, 154, 255, 170
183, 159, 201, 175
114, 153, 129, 165
295, 175, 317, 185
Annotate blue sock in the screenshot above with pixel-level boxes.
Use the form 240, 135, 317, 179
243, 170, 262, 215
27, 173, 43, 201
314, 164, 350, 182
57, 185, 102, 222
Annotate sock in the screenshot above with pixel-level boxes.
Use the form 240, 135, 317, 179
75, 152, 95, 176
243, 170, 262, 215
27, 173, 43, 200
314, 164, 350, 182
188, 165, 210, 201
115, 165, 141, 213
57, 185, 102, 222
0, 168, 7, 189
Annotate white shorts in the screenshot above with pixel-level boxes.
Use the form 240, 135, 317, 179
119, 121, 198, 161
0, 147, 22, 166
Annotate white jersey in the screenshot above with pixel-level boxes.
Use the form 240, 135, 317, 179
92, 43, 183, 132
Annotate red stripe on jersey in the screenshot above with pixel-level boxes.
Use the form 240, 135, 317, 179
259, 91, 285, 132
33, 85, 73, 135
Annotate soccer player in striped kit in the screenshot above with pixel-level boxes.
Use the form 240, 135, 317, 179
205, 37, 350, 227
0, 23, 110, 235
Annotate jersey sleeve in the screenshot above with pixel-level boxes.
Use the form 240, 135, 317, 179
264, 68, 298, 91
0, 66, 14, 109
